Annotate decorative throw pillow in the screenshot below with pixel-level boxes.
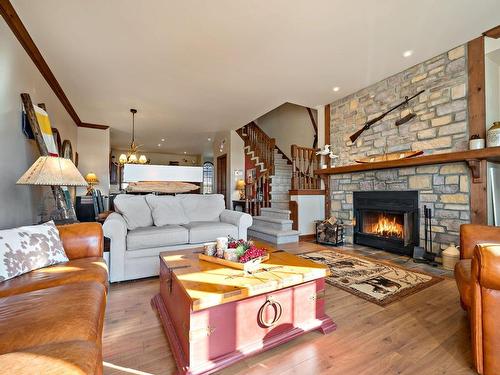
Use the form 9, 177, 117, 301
177, 194, 225, 222
113, 194, 153, 230
145, 195, 190, 226
0, 221, 69, 282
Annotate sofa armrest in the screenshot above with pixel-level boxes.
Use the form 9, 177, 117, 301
102, 213, 128, 282
220, 210, 253, 240
470, 244, 500, 375
460, 224, 500, 259
57, 222, 103, 259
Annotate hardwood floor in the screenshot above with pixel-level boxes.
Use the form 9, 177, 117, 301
102, 241, 475, 375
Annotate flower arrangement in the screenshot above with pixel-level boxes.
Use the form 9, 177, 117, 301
227, 238, 267, 263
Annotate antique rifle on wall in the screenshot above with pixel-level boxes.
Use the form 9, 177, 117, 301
349, 89, 425, 143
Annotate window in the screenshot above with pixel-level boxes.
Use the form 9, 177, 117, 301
202, 162, 214, 194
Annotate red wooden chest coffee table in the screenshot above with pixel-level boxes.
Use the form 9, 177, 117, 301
151, 244, 336, 374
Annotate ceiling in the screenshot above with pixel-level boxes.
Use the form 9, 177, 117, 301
11, 0, 500, 156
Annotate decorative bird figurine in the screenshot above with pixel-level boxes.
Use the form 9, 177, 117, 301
316, 145, 331, 156
328, 152, 339, 160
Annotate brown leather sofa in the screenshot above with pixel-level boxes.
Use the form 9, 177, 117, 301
0, 222, 108, 375
455, 224, 500, 375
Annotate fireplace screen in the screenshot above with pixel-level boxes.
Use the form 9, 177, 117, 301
361, 212, 404, 239
353, 191, 419, 256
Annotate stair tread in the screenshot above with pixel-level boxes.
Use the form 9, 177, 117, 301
261, 207, 291, 214
248, 226, 299, 236
252, 216, 293, 224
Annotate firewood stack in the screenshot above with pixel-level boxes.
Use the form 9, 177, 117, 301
315, 217, 344, 246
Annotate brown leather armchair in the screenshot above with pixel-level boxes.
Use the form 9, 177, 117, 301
455, 224, 500, 375
0, 222, 108, 375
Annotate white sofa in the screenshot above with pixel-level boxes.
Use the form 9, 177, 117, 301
103, 194, 252, 282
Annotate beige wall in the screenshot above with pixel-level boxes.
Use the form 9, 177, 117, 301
256, 102, 316, 160
213, 130, 244, 208
0, 18, 78, 229
77, 128, 110, 196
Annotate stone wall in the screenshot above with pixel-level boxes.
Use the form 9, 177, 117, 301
328, 45, 471, 252
330, 45, 468, 165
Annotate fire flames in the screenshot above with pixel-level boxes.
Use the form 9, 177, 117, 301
370, 214, 403, 238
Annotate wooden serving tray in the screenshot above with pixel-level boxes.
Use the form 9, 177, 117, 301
355, 150, 423, 164
198, 253, 269, 270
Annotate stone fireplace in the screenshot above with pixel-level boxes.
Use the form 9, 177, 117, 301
353, 191, 419, 256
327, 44, 471, 254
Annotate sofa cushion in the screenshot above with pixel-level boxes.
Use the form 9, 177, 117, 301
126, 225, 189, 251
114, 195, 153, 230
455, 259, 471, 309
145, 195, 189, 226
0, 282, 106, 354
0, 340, 100, 375
183, 221, 238, 244
177, 194, 225, 222
0, 257, 108, 298
0, 221, 69, 282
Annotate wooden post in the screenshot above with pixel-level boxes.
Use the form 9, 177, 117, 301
467, 36, 487, 225
291, 145, 298, 190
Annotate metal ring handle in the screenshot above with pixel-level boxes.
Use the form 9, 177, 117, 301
258, 298, 283, 328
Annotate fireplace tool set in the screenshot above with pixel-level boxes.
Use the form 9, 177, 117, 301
413, 205, 438, 266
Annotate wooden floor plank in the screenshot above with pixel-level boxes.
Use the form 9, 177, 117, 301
103, 241, 473, 375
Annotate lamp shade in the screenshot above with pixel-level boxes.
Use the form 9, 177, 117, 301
85, 172, 99, 184
236, 179, 246, 190
17, 156, 88, 187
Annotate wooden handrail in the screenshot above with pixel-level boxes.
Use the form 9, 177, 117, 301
291, 145, 321, 190
240, 122, 275, 175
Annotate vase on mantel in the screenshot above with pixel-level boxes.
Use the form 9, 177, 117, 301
487, 122, 500, 148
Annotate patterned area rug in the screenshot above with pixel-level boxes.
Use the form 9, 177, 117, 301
300, 249, 442, 306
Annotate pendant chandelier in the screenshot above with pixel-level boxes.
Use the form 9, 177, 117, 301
119, 108, 147, 165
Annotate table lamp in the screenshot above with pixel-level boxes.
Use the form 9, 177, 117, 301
85, 172, 99, 195
17, 156, 88, 223
236, 179, 246, 200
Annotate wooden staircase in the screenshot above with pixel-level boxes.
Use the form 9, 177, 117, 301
236, 122, 275, 216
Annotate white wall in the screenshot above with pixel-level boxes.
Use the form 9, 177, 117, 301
77, 127, 110, 196
290, 195, 325, 235
256, 103, 316, 160
0, 18, 78, 229
485, 42, 500, 225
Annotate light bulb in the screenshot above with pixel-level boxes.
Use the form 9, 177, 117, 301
128, 154, 138, 163
119, 154, 127, 164
139, 155, 147, 164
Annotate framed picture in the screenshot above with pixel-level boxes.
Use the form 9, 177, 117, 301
51, 128, 62, 155
246, 168, 256, 184
61, 140, 73, 161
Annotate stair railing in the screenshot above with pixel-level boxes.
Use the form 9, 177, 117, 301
244, 170, 271, 216
291, 145, 322, 190
241, 122, 275, 175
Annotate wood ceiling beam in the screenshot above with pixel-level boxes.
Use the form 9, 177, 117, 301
0, 0, 85, 127
467, 36, 487, 225
80, 123, 110, 130
483, 24, 500, 39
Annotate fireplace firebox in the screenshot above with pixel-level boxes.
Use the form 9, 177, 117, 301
353, 191, 419, 256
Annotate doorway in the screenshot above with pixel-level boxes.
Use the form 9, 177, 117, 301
217, 154, 227, 200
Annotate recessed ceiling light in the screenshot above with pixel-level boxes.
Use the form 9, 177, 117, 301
157, 143, 161, 147
161, 138, 165, 142
403, 50, 413, 58
183, 151, 187, 154
207, 137, 212, 142
332, 86, 340, 92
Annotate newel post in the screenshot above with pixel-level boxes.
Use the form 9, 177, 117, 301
291, 145, 298, 190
